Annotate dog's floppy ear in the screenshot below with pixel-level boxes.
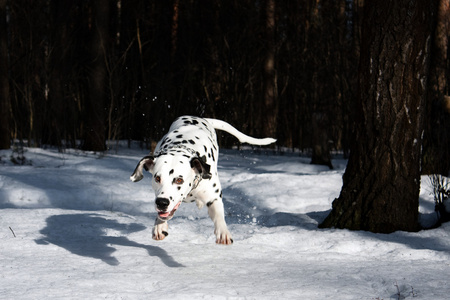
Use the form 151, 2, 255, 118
130, 155, 155, 182
190, 156, 212, 179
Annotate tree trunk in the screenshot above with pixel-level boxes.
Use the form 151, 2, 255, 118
422, 0, 450, 175
0, 0, 10, 149
320, 0, 438, 233
45, 0, 71, 148
262, 0, 278, 139
82, 0, 110, 151
311, 112, 333, 169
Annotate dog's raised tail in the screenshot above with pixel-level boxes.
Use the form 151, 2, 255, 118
205, 118, 276, 146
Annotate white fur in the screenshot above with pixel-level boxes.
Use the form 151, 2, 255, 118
130, 116, 276, 244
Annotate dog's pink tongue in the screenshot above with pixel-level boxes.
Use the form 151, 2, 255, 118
159, 212, 170, 218
159, 202, 181, 218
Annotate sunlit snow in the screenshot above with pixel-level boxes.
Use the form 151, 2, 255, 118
1, 143, 449, 299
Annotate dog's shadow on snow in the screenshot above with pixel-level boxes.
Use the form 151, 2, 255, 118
35, 213, 184, 267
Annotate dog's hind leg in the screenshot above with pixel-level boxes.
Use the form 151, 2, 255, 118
207, 199, 233, 245
152, 218, 169, 240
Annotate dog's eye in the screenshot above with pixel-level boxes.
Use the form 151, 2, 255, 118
174, 178, 184, 185
155, 176, 161, 183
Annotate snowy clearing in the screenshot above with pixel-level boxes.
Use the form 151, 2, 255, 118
1, 144, 449, 299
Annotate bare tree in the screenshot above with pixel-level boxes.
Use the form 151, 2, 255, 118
422, 0, 450, 175
82, 0, 110, 151
0, 0, 10, 149
261, 0, 278, 139
320, 0, 438, 233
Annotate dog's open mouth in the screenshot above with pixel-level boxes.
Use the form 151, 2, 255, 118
157, 202, 181, 220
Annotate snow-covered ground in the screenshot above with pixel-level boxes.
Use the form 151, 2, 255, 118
1, 144, 449, 299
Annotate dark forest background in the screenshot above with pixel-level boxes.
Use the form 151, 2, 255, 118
0, 0, 449, 175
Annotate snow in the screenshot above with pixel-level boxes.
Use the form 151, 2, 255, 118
1, 144, 450, 299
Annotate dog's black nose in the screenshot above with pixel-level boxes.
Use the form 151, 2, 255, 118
155, 197, 170, 210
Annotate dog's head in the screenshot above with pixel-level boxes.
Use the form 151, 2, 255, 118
130, 154, 211, 221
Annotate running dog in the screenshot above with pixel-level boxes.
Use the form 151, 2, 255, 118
130, 116, 276, 244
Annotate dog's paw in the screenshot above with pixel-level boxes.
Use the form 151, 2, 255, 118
152, 223, 169, 241
215, 228, 233, 245
152, 230, 168, 241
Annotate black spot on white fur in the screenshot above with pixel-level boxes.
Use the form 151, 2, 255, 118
207, 199, 217, 207
130, 115, 275, 245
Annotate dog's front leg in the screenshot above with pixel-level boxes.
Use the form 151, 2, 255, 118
208, 199, 233, 245
153, 218, 169, 240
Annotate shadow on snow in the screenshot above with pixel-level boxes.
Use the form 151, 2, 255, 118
35, 213, 184, 267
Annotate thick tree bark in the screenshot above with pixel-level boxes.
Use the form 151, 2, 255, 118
320, 0, 438, 233
0, 0, 10, 149
82, 0, 110, 151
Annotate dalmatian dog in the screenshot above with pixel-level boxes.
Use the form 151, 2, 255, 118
130, 116, 276, 245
